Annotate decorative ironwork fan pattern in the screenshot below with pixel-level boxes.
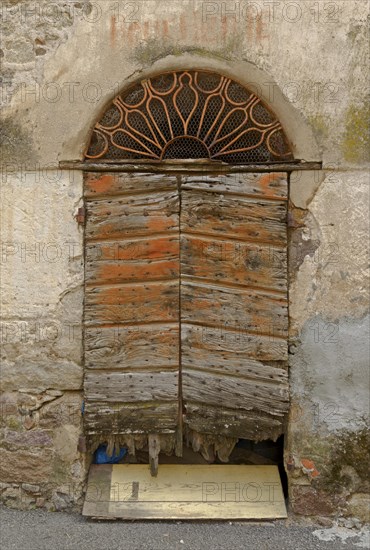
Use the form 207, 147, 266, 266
85, 71, 293, 163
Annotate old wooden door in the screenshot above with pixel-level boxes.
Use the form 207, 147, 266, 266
83, 170, 289, 461
180, 172, 289, 461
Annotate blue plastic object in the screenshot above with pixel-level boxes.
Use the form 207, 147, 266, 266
94, 444, 127, 464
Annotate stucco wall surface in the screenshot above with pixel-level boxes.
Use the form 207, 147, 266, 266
1, 0, 369, 518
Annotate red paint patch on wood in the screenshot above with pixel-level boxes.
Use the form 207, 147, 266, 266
88, 238, 179, 262
258, 173, 287, 199
93, 259, 179, 284
87, 174, 115, 195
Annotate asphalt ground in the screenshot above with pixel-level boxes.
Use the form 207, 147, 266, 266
1, 506, 369, 550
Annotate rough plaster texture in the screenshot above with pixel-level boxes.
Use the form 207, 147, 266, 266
0, 170, 85, 507
0, 171, 84, 378
0, 0, 369, 517
1, 0, 369, 167
286, 169, 369, 516
290, 315, 369, 433
290, 170, 370, 327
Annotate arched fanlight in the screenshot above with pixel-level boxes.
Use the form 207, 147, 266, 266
85, 70, 293, 164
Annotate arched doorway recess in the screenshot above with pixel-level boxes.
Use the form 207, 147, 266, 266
82, 70, 292, 473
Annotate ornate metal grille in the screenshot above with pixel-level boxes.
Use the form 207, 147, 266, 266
85, 71, 293, 163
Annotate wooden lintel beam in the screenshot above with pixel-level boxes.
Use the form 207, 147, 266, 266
60, 160, 322, 173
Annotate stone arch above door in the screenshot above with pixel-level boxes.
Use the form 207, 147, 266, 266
85, 70, 293, 164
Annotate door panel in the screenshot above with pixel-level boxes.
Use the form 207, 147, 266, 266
85, 371, 179, 403
181, 282, 288, 338
85, 282, 179, 326
180, 173, 289, 449
181, 323, 288, 365
181, 235, 286, 290
84, 173, 180, 443
85, 325, 179, 370
184, 404, 285, 441
180, 172, 288, 199
83, 171, 289, 457
182, 370, 289, 416
181, 190, 287, 243
85, 190, 179, 240
85, 237, 180, 284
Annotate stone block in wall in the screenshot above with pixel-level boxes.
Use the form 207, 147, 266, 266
291, 486, 345, 517
0, 448, 53, 483
346, 493, 370, 524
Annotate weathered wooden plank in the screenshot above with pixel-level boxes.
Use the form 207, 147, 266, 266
86, 259, 179, 285
83, 464, 287, 519
181, 281, 287, 338
66, 159, 321, 173
82, 464, 112, 518
85, 325, 179, 370
85, 281, 179, 326
185, 404, 285, 442
181, 324, 288, 376
181, 324, 287, 362
85, 237, 179, 284
182, 370, 289, 415
181, 191, 287, 243
181, 173, 287, 200
84, 402, 178, 433
148, 434, 160, 476
84, 371, 179, 402
84, 174, 181, 440
86, 191, 179, 240
86, 237, 179, 262
84, 172, 178, 198
181, 236, 287, 292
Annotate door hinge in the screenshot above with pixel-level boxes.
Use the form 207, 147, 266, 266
76, 206, 85, 225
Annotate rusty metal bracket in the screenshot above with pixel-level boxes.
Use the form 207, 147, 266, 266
76, 206, 85, 225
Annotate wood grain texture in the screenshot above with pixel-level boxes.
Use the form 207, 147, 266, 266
180, 173, 288, 446
181, 323, 287, 363
86, 260, 179, 285
86, 237, 179, 262
181, 281, 287, 338
84, 175, 181, 440
82, 464, 287, 519
84, 402, 178, 434
185, 404, 285, 442
85, 325, 179, 370
182, 370, 289, 415
181, 235, 287, 292
85, 282, 179, 326
181, 190, 287, 243
83, 171, 289, 446
84, 172, 178, 198
85, 236, 179, 284
84, 371, 179, 402
85, 191, 179, 241
181, 173, 288, 200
